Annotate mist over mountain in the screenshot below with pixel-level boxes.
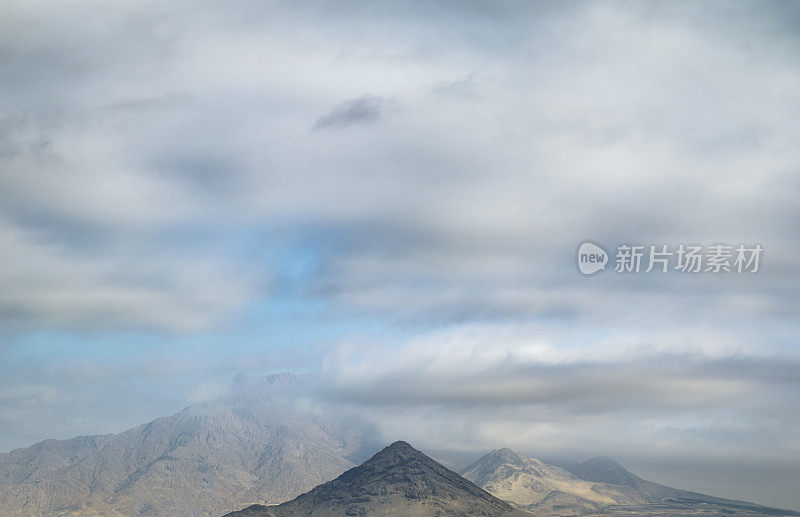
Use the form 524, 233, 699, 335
2, 374, 798, 516
225, 441, 531, 517
462, 448, 799, 516
0, 373, 379, 516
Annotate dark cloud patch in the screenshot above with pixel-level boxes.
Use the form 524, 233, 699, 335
432, 72, 480, 99
313, 95, 386, 130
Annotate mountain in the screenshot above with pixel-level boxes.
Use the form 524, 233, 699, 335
462, 449, 799, 516
0, 373, 378, 516
225, 441, 532, 517
461, 448, 620, 514
567, 457, 638, 487
4, 378, 797, 517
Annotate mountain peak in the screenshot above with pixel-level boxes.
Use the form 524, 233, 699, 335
461, 447, 567, 508
492, 447, 528, 463
385, 440, 414, 451
353, 440, 462, 477
358, 440, 426, 468
569, 456, 639, 487
462, 447, 534, 479
226, 441, 524, 516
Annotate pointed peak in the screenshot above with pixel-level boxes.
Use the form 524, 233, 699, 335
371, 440, 424, 461
484, 447, 529, 465
386, 440, 414, 450
246, 439, 518, 516
357, 441, 460, 477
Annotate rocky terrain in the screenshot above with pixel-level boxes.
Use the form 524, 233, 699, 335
225, 441, 531, 517
2, 374, 797, 517
0, 373, 377, 516
462, 448, 799, 516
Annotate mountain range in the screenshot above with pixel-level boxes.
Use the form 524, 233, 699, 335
224, 442, 799, 517
461, 448, 798, 516
1, 373, 797, 516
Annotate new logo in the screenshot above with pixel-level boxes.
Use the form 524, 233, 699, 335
577, 242, 608, 275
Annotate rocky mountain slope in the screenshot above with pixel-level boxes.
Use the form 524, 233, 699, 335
0, 373, 377, 516
462, 448, 799, 516
225, 441, 532, 517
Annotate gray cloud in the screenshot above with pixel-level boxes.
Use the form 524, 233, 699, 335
2, 0, 799, 331
313, 95, 387, 130
1, 0, 799, 509
313, 324, 800, 507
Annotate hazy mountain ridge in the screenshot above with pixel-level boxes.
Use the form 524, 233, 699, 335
225, 441, 532, 517
2, 375, 797, 516
462, 449, 799, 516
461, 448, 627, 511
0, 374, 377, 516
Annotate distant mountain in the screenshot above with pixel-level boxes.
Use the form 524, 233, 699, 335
225, 441, 532, 517
3, 377, 797, 517
462, 448, 799, 516
0, 373, 378, 516
461, 448, 620, 514
567, 457, 638, 487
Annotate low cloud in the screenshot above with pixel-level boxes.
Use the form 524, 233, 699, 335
314, 323, 800, 508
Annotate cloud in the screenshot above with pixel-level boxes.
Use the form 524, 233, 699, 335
314, 323, 800, 507
1, 0, 799, 332
1, 0, 800, 507
321, 323, 798, 414
313, 95, 387, 130
0, 217, 254, 332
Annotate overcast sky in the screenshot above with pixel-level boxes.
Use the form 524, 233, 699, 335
1, 0, 799, 510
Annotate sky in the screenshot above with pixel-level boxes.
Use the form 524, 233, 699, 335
1, 0, 799, 509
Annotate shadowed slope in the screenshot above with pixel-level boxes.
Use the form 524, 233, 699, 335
226, 441, 531, 517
